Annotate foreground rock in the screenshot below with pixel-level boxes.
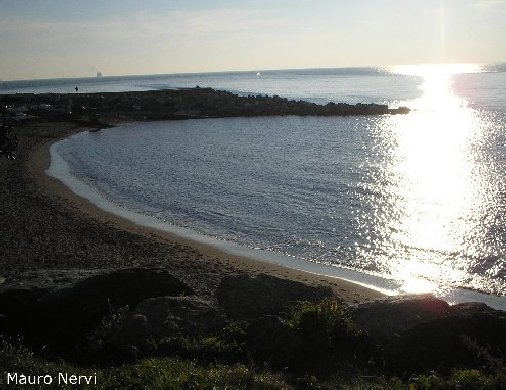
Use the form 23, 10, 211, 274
216, 273, 333, 319
350, 295, 506, 374
2, 266, 506, 376
389, 301, 506, 374
0, 268, 194, 346
350, 294, 453, 340
111, 296, 225, 352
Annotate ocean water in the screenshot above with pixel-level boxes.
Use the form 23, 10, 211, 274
42, 65, 506, 304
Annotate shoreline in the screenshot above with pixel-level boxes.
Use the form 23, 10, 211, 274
6, 120, 506, 310
24, 122, 384, 303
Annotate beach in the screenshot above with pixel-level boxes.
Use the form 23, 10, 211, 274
0, 121, 383, 303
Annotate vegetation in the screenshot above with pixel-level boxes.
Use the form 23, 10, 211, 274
0, 339, 287, 389
2, 337, 506, 389
2, 299, 506, 388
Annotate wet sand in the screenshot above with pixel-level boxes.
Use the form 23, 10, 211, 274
1, 121, 384, 303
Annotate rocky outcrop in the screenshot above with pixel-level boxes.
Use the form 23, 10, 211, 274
0, 87, 410, 127
350, 294, 453, 340
37, 268, 194, 328
0, 269, 99, 336
216, 273, 333, 319
387, 301, 506, 374
2, 267, 506, 376
348, 295, 506, 374
0, 268, 194, 345
111, 296, 225, 351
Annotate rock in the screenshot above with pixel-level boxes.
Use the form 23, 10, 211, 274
349, 296, 506, 375
111, 296, 225, 351
0, 88, 409, 127
0, 269, 109, 334
0, 285, 51, 335
38, 268, 194, 332
216, 273, 333, 319
451, 301, 494, 316
350, 294, 452, 340
0, 268, 194, 346
389, 302, 506, 374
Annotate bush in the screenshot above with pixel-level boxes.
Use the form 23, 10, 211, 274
284, 299, 370, 374
288, 299, 364, 352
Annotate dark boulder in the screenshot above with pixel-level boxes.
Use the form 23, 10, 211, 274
38, 268, 193, 328
216, 273, 333, 319
0, 269, 102, 335
0, 268, 194, 347
350, 294, 452, 340
0, 285, 51, 335
388, 301, 506, 375
111, 296, 225, 351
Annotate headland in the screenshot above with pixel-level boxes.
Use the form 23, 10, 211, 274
1, 87, 409, 128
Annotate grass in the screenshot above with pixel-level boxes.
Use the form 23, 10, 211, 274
0, 339, 288, 389
2, 299, 506, 389
2, 336, 506, 389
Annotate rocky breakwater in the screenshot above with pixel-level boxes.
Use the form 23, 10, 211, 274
0, 87, 410, 127
1, 268, 505, 378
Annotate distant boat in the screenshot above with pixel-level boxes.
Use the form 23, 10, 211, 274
96, 71, 103, 77
256, 72, 261, 77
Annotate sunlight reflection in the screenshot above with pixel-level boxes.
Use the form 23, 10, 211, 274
377, 64, 489, 294
393, 63, 482, 112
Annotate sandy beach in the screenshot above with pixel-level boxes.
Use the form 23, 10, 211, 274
0, 121, 383, 303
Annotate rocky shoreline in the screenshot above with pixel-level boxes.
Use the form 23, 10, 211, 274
2, 267, 505, 385
1, 87, 409, 127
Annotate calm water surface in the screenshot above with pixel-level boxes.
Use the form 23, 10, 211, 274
50, 64, 506, 299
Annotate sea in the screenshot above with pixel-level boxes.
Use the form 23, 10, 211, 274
4, 65, 506, 308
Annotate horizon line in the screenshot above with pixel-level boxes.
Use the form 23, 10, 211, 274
1, 61, 504, 84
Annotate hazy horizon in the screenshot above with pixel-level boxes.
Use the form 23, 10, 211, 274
1, 0, 506, 81
3, 61, 506, 84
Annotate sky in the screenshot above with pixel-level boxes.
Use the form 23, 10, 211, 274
0, 0, 505, 80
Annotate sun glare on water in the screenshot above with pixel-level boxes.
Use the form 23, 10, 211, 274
393, 63, 482, 111
371, 63, 497, 296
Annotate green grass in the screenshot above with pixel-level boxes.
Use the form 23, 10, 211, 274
0, 340, 288, 389
284, 299, 370, 375
3, 299, 506, 389
2, 338, 506, 389
287, 299, 363, 343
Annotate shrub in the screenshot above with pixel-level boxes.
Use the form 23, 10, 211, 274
288, 299, 364, 352
284, 299, 370, 374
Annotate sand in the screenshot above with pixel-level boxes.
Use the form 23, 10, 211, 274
0, 121, 384, 303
